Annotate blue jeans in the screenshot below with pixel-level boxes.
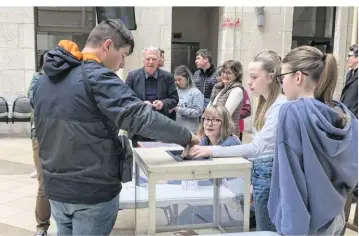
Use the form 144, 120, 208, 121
50, 194, 119, 236
251, 158, 276, 232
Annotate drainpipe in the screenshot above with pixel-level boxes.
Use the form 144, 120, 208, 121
351, 7, 358, 45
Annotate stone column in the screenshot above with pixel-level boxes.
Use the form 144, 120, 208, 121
0, 7, 35, 135
216, 7, 294, 132
332, 7, 351, 100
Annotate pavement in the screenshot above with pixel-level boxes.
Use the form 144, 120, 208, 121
0, 135, 357, 236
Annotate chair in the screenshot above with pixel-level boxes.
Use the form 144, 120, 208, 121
341, 189, 358, 235
0, 97, 9, 123
11, 96, 32, 123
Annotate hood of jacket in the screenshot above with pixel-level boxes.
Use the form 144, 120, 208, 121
303, 98, 354, 157
43, 40, 101, 80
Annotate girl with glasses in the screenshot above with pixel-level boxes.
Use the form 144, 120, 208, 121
268, 46, 358, 235
188, 50, 286, 232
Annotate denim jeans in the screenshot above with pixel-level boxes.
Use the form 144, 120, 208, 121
251, 157, 276, 232
50, 194, 119, 236
309, 211, 345, 235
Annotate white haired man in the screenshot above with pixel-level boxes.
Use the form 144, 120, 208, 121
126, 45, 179, 146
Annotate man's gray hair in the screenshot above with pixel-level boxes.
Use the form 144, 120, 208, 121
143, 45, 160, 57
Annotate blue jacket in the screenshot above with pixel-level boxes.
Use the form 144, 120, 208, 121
31, 41, 192, 204
199, 135, 241, 146
268, 98, 358, 235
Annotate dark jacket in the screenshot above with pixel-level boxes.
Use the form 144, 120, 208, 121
340, 68, 358, 118
125, 67, 178, 119
31, 43, 192, 204
193, 64, 217, 108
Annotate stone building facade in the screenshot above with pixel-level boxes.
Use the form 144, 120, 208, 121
0, 6, 357, 135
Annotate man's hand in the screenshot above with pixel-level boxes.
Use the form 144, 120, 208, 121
188, 145, 213, 159
152, 100, 164, 110
189, 133, 200, 147
181, 133, 201, 158
144, 100, 152, 105
169, 107, 179, 114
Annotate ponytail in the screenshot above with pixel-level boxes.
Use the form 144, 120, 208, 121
314, 54, 337, 107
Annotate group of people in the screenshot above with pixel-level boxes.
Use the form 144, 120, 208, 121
28, 18, 357, 236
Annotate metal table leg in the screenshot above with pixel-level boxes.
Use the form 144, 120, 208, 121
243, 171, 251, 232
213, 178, 220, 228
148, 176, 156, 235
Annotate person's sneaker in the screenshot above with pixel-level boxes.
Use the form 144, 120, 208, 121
34, 230, 47, 236
30, 170, 37, 178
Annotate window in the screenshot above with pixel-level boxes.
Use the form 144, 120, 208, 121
96, 7, 137, 30
34, 7, 96, 70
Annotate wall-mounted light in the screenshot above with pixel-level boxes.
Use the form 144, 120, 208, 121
256, 7, 265, 27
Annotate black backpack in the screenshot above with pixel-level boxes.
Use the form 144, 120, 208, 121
81, 63, 133, 183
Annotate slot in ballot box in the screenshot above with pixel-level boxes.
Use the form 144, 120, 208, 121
133, 146, 252, 235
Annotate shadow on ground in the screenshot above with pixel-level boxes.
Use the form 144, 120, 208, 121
0, 159, 33, 175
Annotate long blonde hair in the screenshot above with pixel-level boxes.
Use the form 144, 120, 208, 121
197, 105, 235, 141
253, 50, 282, 130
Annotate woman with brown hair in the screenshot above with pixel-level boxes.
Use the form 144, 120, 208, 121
189, 50, 286, 232
208, 60, 244, 137
268, 46, 358, 235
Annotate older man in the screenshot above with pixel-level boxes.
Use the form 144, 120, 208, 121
126, 46, 178, 146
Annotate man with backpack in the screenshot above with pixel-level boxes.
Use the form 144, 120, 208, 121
31, 19, 199, 235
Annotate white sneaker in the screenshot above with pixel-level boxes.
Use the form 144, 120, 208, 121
30, 171, 37, 178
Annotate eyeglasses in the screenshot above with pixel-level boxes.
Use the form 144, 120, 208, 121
276, 71, 309, 86
202, 117, 222, 125
347, 54, 357, 58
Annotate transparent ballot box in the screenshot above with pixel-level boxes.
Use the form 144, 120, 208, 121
133, 147, 252, 235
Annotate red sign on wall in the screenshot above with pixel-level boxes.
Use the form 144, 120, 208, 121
221, 17, 240, 28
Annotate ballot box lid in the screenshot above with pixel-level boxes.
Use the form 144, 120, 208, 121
133, 147, 252, 175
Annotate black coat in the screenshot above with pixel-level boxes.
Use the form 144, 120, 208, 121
193, 64, 217, 108
126, 67, 178, 119
32, 46, 191, 204
340, 68, 358, 118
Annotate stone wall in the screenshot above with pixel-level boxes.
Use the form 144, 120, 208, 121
121, 7, 172, 78
216, 7, 294, 132
0, 7, 35, 135
332, 7, 355, 100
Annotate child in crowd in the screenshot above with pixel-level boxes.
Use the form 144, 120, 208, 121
268, 46, 358, 235
189, 50, 285, 231
170, 65, 204, 133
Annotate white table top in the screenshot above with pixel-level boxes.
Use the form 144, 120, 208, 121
134, 147, 252, 174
